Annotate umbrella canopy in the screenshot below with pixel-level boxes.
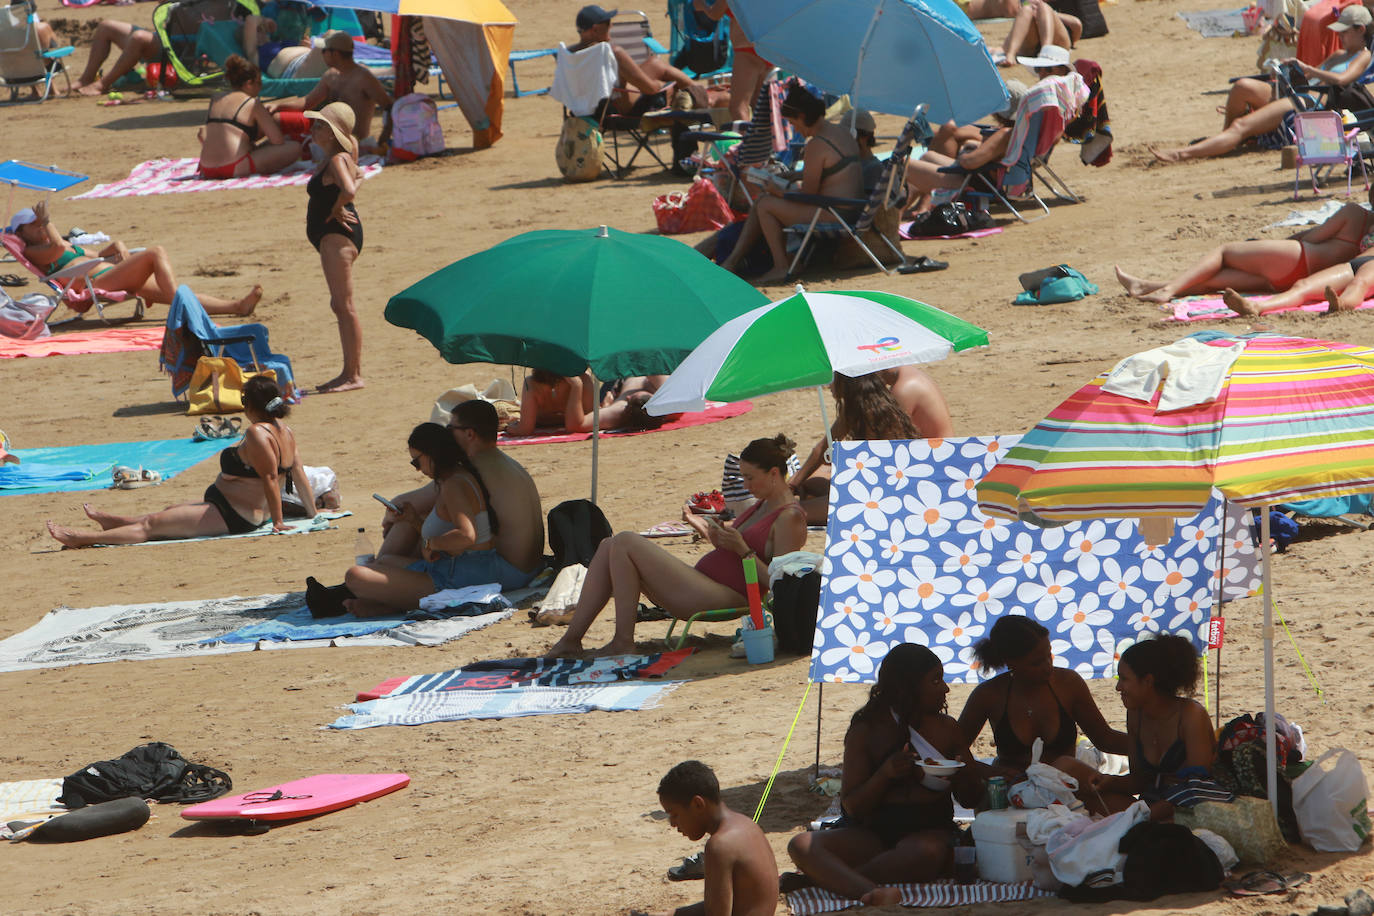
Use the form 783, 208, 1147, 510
385, 226, 770, 380
324, 0, 515, 21
975, 331, 1374, 819
727, 0, 1006, 122
646, 287, 989, 416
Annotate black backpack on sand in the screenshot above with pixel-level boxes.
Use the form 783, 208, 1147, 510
547, 499, 613, 570
60, 742, 231, 808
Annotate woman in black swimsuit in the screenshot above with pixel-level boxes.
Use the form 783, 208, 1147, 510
718, 81, 863, 285
305, 101, 365, 394
957, 616, 1130, 813
1091, 633, 1218, 819
197, 55, 302, 179
46, 377, 313, 548
787, 645, 981, 907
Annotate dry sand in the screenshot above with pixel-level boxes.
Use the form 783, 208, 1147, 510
3, 0, 1373, 912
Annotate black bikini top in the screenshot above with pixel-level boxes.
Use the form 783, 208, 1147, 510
205, 95, 261, 143
990, 675, 1077, 765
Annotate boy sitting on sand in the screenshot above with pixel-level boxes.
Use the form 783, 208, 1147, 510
636, 760, 778, 916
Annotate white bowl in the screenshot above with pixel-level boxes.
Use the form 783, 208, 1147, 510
919, 759, 964, 777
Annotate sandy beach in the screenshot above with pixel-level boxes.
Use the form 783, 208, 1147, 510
2, 0, 1373, 912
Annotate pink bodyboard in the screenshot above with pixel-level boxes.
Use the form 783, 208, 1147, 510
181, 773, 409, 821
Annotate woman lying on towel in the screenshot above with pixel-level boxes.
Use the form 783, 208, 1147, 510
544, 434, 807, 657
1089, 634, 1219, 820
197, 55, 306, 180
957, 616, 1132, 814
1114, 190, 1374, 303
46, 377, 312, 548
786, 645, 981, 906
1224, 250, 1374, 315
1151, 6, 1371, 163
6, 202, 262, 317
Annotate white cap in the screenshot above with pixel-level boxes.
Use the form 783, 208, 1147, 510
6, 207, 36, 234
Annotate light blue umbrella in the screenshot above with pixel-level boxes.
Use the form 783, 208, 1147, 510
729, 0, 1007, 123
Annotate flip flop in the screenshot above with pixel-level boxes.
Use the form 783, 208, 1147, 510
667, 852, 705, 881
0, 274, 24, 287
112, 467, 161, 489
1225, 870, 1309, 897
898, 256, 949, 274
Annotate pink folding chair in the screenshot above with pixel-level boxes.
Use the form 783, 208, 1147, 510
1293, 110, 1370, 200
0, 232, 143, 323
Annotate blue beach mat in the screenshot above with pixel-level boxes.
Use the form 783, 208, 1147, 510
1, 437, 229, 494
213, 594, 512, 644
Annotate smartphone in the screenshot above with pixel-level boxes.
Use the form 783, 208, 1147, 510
372, 493, 400, 513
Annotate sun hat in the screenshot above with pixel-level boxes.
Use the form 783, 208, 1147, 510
575, 5, 617, 30
305, 101, 356, 149
995, 79, 1029, 120
6, 208, 37, 234
1330, 5, 1372, 31
1016, 44, 1071, 69
321, 29, 353, 52
851, 108, 876, 133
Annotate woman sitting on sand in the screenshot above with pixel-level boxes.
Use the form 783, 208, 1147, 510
197, 55, 304, 179
545, 434, 807, 657
47, 377, 311, 548
957, 616, 1131, 814
7, 202, 261, 317
1115, 190, 1374, 303
1089, 634, 1218, 819
1152, 6, 1372, 164
787, 645, 980, 906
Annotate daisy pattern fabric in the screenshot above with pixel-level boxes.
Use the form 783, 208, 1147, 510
811, 436, 1262, 684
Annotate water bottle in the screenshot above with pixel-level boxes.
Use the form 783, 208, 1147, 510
353, 527, 374, 566
953, 826, 977, 885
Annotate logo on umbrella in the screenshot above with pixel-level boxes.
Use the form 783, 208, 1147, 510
857, 337, 904, 355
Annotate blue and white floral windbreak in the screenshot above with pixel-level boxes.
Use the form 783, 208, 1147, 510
811, 436, 1262, 684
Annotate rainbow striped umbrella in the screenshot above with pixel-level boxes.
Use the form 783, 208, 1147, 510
976, 331, 1374, 818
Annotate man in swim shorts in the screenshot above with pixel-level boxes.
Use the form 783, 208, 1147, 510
300, 30, 392, 146
71, 19, 162, 97
569, 5, 710, 115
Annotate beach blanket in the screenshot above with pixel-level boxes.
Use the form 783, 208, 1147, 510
0, 779, 65, 822
358, 649, 697, 700
1266, 199, 1360, 228
69, 156, 384, 199
214, 594, 512, 644
0, 592, 520, 673
0, 326, 164, 358
87, 510, 353, 547
0, 437, 225, 494
1177, 7, 1248, 37
787, 880, 1052, 915
329, 681, 683, 729
898, 224, 1002, 241
498, 400, 752, 446
1162, 293, 1374, 321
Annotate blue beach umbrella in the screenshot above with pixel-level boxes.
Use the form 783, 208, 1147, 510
728, 0, 1007, 123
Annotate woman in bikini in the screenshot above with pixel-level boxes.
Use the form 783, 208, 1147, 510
197, 55, 303, 180
696, 0, 771, 122
46, 377, 312, 548
505, 368, 596, 436
7, 201, 261, 317
957, 616, 1131, 813
1115, 188, 1374, 303
545, 434, 808, 657
787, 644, 981, 906
1090, 634, 1217, 819
719, 82, 864, 284
1151, 6, 1371, 163
305, 102, 365, 393
1223, 250, 1374, 315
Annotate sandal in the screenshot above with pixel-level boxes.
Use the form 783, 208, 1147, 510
667, 852, 706, 881
1225, 870, 1310, 897
192, 416, 243, 441
0, 274, 24, 287
112, 466, 161, 489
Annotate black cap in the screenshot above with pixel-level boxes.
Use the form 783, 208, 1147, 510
576, 5, 617, 30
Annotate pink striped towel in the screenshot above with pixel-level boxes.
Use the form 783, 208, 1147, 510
786, 879, 1051, 915
1162, 293, 1374, 321
71, 156, 383, 199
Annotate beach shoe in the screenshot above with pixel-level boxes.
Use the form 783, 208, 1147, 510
667, 852, 706, 881
1225, 870, 1310, 897
192, 416, 242, 441
688, 489, 727, 515
112, 466, 161, 489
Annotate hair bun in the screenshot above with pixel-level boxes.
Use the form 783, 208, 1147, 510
772, 433, 797, 456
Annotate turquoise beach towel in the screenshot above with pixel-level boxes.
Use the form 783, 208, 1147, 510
0, 437, 228, 494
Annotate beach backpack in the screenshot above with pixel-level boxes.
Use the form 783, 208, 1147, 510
389, 93, 444, 162
769, 554, 823, 655
59, 742, 231, 809
547, 499, 612, 570
557, 115, 604, 182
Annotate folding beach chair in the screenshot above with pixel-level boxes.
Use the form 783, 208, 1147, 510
0, 232, 144, 323
666, 0, 731, 79
0, 0, 74, 102
1292, 109, 1369, 199
664, 555, 759, 649
160, 285, 295, 400
551, 40, 674, 179
782, 107, 931, 277
683, 77, 793, 208
506, 47, 555, 97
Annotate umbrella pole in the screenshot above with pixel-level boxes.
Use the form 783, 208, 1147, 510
816, 386, 834, 464
1212, 500, 1226, 728
590, 389, 601, 505
1261, 508, 1278, 820
850, 0, 886, 120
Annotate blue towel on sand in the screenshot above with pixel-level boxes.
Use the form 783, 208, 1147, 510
212, 596, 513, 644
1, 437, 228, 494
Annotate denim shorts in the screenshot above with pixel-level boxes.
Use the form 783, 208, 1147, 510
408, 549, 537, 592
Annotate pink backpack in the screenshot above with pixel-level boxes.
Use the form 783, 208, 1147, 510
389, 93, 444, 162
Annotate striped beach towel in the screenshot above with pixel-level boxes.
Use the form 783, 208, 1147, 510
787, 879, 1052, 915
70, 156, 383, 199
329, 681, 683, 729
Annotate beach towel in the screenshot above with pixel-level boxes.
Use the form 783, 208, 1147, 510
498, 400, 753, 446
897, 224, 1002, 242
0, 779, 65, 822
787, 879, 1053, 915
84, 510, 353, 547
1162, 293, 1374, 321
0, 326, 164, 358
329, 681, 683, 729
358, 649, 696, 700
0, 593, 519, 673
550, 42, 618, 117
212, 595, 511, 644
69, 156, 383, 200
1002, 75, 1088, 173
1177, 7, 1249, 37
0, 437, 225, 494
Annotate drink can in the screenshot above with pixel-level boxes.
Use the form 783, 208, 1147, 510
987, 776, 1008, 810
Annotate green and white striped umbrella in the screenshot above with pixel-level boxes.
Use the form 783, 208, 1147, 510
646, 286, 989, 416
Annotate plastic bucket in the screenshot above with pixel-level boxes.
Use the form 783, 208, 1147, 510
741, 626, 775, 664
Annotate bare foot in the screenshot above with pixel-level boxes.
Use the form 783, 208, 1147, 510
1149, 145, 1183, 164
531, 608, 575, 628
315, 375, 365, 394
1222, 288, 1261, 317
1323, 285, 1350, 314
235, 285, 263, 317
860, 886, 902, 907
543, 638, 585, 659
46, 520, 89, 548
590, 639, 638, 658
1114, 266, 1167, 300
76, 82, 105, 98
754, 267, 790, 285
83, 503, 126, 530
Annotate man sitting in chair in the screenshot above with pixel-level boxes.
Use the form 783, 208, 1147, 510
568, 4, 708, 115
274, 30, 392, 150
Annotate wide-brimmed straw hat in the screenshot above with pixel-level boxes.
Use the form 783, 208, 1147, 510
305, 102, 355, 150
1016, 44, 1071, 69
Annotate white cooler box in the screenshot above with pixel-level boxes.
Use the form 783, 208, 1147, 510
971, 808, 1035, 883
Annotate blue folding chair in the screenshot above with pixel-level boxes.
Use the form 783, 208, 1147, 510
0, 1, 74, 103
160, 286, 296, 401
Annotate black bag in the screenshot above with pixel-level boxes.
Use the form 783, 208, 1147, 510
59, 742, 231, 809
770, 568, 822, 655
547, 499, 613, 570
671, 10, 728, 76
1328, 82, 1374, 113
905, 202, 989, 238
1060, 821, 1223, 902
1049, 0, 1108, 40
